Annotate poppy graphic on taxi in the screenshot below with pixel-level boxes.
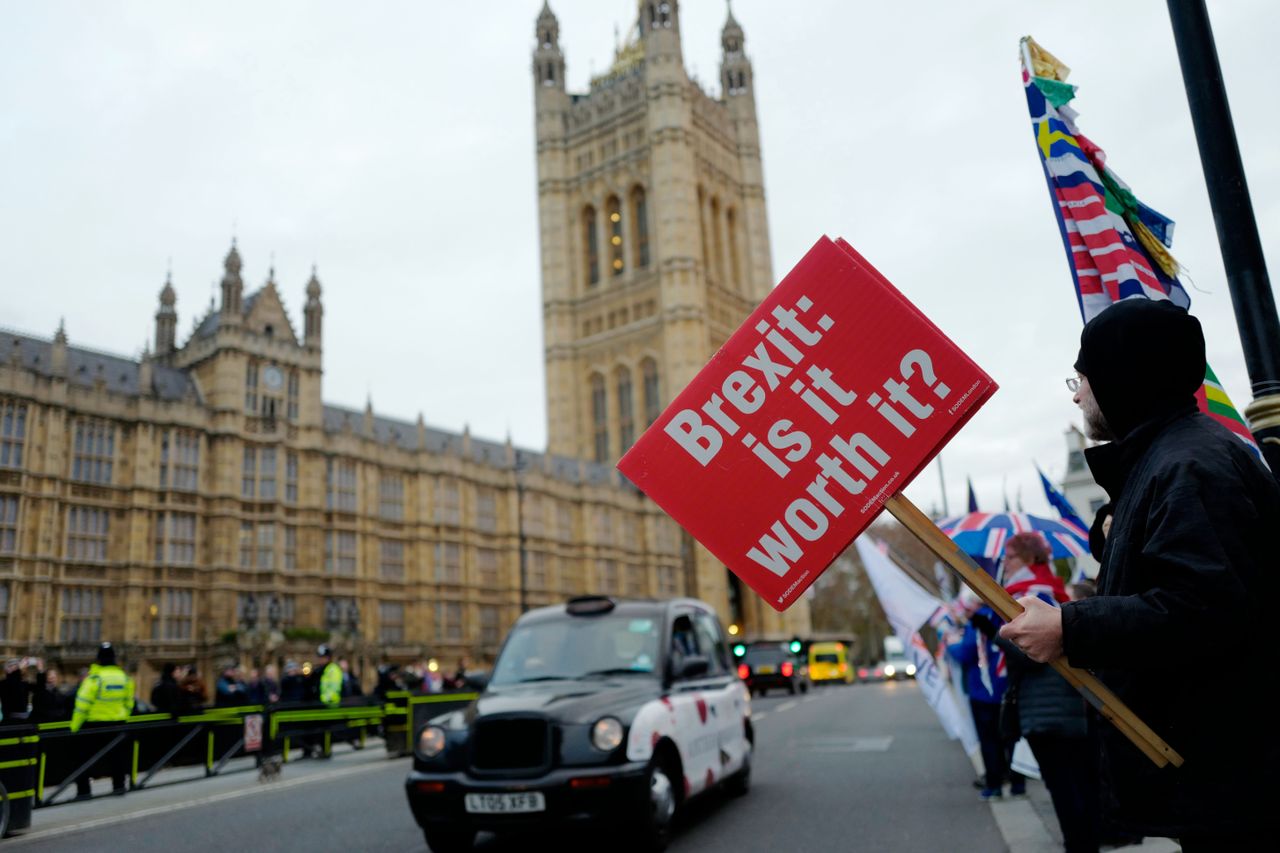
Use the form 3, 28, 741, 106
618, 236, 997, 611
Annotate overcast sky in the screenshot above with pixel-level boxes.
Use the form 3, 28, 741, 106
2, 1, 1277, 519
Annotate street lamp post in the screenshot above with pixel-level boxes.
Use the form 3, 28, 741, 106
1166, 0, 1280, 473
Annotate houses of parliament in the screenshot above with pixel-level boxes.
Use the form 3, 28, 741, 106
0, 1, 810, 683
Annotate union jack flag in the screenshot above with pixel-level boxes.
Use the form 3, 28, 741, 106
1020, 37, 1260, 455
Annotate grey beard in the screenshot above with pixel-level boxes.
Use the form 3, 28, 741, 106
1084, 406, 1116, 442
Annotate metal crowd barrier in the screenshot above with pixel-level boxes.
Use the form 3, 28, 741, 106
380, 691, 478, 756
0, 689, 481, 834
1, 725, 39, 836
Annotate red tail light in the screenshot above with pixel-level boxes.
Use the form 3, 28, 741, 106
781, 662, 794, 677
858, 668, 869, 679
737, 664, 749, 679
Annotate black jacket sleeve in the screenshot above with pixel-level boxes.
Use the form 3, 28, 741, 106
1063, 475, 1253, 670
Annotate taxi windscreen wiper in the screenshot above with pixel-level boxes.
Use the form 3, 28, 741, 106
579, 668, 653, 678
516, 675, 577, 683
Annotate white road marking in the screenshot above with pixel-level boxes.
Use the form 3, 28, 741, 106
795, 736, 893, 753
775, 700, 798, 713
750, 711, 768, 721
4, 760, 390, 846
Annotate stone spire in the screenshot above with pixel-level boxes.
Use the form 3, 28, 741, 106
720, 1, 752, 98
533, 1, 566, 94
304, 265, 323, 348
155, 271, 178, 355
51, 318, 68, 375
220, 240, 244, 321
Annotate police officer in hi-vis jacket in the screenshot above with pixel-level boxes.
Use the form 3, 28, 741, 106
70, 642, 132, 798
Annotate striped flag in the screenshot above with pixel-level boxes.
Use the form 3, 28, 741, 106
1020, 37, 1260, 455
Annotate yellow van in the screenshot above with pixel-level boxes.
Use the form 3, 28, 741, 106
808, 642, 854, 685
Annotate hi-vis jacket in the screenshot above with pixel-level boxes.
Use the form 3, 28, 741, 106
71, 663, 132, 731
319, 662, 343, 708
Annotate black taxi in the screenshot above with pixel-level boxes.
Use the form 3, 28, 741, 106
404, 596, 753, 852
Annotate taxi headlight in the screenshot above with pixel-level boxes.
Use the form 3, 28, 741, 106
591, 716, 624, 752
883, 664, 896, 677
417, 725, 446, 759
905, 664, 917, 677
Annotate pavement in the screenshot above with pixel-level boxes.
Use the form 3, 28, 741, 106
968, 750, 1180, 853
4, 742, 396, 848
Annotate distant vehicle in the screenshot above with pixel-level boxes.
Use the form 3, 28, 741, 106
737, 643, 810, 696
404, 596, 753, 852
808, 641, 853, 685
879, 636, 915, 680
856, 662, 886, 683
881, 655, 916, 681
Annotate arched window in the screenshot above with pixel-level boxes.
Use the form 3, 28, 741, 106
583, 205, 599, 286
642, 358, 661, 425
617, 367, 635, 451
630, 186, 649, 269
591, 374, 609, 463
710, 196, 724, 284
606, 196, 624, 277
726, 206, 741, 289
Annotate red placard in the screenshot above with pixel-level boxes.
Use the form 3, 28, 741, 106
618, 237, 996, 611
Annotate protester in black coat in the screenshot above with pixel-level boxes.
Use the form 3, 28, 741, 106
1001, 299, 1280, 847
32, 669, 74, 723
1, 660, 31, 721
151, 663, 183, 714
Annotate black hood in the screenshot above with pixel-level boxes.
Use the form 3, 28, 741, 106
1074, 298, 1204, 440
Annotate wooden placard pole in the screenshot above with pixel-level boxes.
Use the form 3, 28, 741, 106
883, 493, 1184, 769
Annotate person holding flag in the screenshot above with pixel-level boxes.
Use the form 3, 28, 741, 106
1000, 299, 1280, 848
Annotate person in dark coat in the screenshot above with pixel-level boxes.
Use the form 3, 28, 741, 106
150, 663, 183, 714
986, 533, 1100, 853
1000, 298, 1280, 848
279, 661, 307, 702
2, 658, 32, 721
32, 667, 74, 723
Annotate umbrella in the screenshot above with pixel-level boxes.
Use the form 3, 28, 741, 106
935, 511, 1089, 562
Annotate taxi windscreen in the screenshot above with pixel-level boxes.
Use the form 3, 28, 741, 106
490, 614, 662, 685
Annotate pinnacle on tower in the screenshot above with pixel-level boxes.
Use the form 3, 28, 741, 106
156, 270, 179, 355
304, 265, 323, 347
721, 3, 751, 97
533, 1, 565, 92
220, 239, 244, 319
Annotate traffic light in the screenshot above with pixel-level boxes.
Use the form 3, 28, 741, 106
732, 643, 747, 658
789, 637, 803, 654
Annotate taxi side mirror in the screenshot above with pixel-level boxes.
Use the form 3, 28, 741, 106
464, 671, 491, 691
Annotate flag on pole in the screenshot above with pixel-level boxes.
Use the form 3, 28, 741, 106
966, 477, 979, 513
855, 537, 979, 754
1020, 36, 1261, 456
1036, 464, 1089, 533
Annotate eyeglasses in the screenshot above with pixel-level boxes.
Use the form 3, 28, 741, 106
1065, 377, 1081, 393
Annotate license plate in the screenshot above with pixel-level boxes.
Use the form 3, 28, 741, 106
464, 792, 546, 814
756, 665, 776, 674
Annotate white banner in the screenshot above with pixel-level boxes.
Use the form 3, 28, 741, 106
854, 537, 979, 754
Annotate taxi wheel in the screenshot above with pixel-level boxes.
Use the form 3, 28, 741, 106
631, 755, 677, 851
422, 826, 476, 853
724, 752, 751, 797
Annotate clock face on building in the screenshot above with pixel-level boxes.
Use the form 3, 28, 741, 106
263, 365, 284, 390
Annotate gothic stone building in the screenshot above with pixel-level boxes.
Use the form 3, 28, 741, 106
0, 1, 809, 686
